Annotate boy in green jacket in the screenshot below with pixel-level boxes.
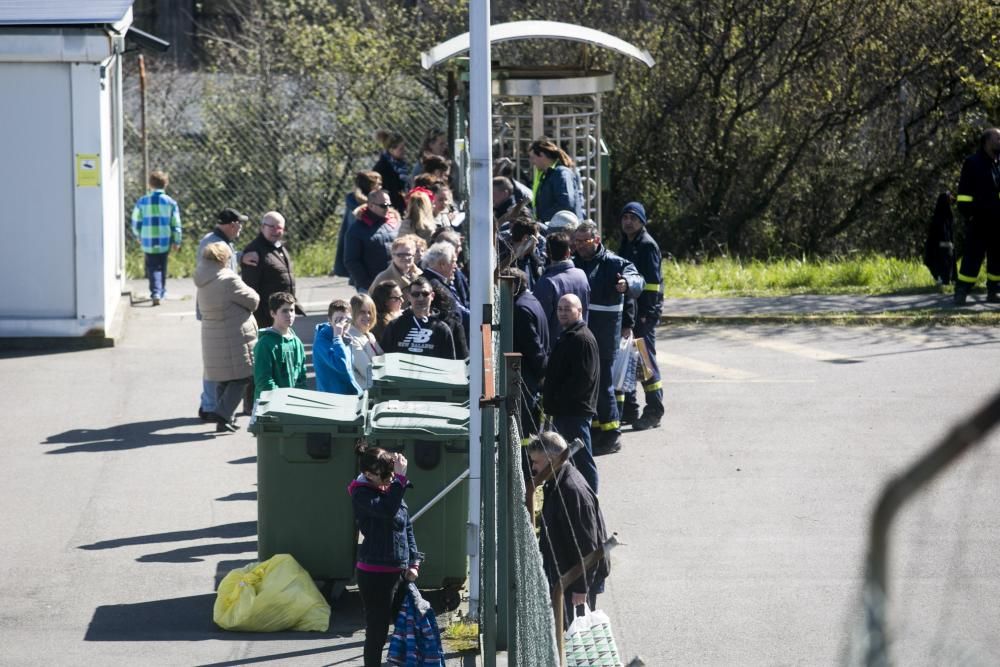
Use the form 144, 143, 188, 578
253, 291, 308, 399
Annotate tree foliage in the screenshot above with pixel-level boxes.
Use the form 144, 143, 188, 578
599, 0, 999, 257
130, 0, 999, 259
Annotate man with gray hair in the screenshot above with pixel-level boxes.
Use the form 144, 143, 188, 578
241, 211, 300, 328
527, 430, 610, 628
422, 241, 470, 335
572, 220, 644, 455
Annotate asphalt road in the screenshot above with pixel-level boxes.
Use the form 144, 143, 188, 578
4, 287, 1000, 666
602, 324, 1000, 666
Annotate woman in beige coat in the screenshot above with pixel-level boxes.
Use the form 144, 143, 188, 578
195, 242, 259, 432
370, 236, 422, 304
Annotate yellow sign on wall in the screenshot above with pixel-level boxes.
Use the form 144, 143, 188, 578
76, 154, 100, 187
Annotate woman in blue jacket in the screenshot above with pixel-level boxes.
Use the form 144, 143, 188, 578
528, 137, 584, 224
349, 444, 421, 667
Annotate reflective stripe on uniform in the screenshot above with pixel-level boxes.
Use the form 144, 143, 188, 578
958, 272, 979, 284
594, 420, 620, 431
643, 380, 663, 392
956, 194, 973, 202
988, 273, 1000, 282
520, 437, 532, 447
642, 283, 662, 292
589, 302, 624, 313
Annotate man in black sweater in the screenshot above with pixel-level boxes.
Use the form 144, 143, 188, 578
542, 293, 600, 493
380, 276, 456, 359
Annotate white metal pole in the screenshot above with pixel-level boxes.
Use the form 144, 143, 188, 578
467, 0, 493, 624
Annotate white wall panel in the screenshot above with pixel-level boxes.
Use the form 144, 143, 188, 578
0, 62, 75, 318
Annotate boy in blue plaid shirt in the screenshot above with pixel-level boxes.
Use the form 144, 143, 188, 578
131, 170, 182, 305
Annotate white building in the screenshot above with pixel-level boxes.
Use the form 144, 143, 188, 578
0, 2, 142, 342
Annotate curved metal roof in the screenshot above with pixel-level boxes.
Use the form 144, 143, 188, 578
421, 20, 655, 70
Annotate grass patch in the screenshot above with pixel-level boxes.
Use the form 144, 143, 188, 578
127, 246, 981, 302
662, 310, 1000, 326
442, 620, 479, 652
661, 256, 953, 297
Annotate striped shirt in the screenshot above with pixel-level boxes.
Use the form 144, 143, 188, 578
131, 189, 181, 253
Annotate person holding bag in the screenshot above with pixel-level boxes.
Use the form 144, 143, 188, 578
348, 444, 421, 667
526, 431, 610, 629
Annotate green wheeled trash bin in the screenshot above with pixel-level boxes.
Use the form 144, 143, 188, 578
250, 388, 366, 581
369, 352, 469, 403
366, 400, 470, 590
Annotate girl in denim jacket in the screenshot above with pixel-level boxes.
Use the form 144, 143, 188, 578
349, 443, 421, 667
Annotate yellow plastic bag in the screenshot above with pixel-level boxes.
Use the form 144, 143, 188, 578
213, 553, 330, 632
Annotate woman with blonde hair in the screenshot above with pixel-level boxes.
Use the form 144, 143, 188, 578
528, 136, 584, 223
370, 236, 423, 301
347, 294, 383, 389
194, 242, 259, 433
397, 189, 437, 243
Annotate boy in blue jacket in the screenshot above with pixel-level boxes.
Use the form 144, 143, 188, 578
314, 299, 363, 395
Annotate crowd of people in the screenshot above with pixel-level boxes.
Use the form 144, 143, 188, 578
322, 132, 666, 473
130, 130, 665, 661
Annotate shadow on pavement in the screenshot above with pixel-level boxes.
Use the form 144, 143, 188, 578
79, 521, 256, 551
216, 491, 257, 502
193, 642, 365, 667
42, 417, 215, 454
84, 594, 360, 644
138, 539, 258, 563
229, 455, 257, 465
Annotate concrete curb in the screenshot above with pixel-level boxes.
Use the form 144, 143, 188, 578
659, 311, 1000, 326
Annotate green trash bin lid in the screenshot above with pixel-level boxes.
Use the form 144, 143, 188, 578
252, 388, 365, 432
370, 353, 468, 387
367, 401, 469, 438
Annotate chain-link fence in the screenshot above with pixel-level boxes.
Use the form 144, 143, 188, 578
121, 61, 446, 276
506, 416, 562, 665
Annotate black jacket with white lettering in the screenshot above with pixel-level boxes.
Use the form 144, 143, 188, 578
379, 309, 457, 360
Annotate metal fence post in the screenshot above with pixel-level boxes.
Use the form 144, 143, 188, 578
478, 322, 497, 667
496, 277, 516, 651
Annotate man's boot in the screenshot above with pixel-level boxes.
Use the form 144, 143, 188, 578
632, 412, 662, 431
620, 391, 640, 424
633, 398, 664, 431
592, 429, 622, 455
954, 284, 971, 305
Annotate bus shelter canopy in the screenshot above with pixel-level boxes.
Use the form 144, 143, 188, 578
421, 20, 656, 70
